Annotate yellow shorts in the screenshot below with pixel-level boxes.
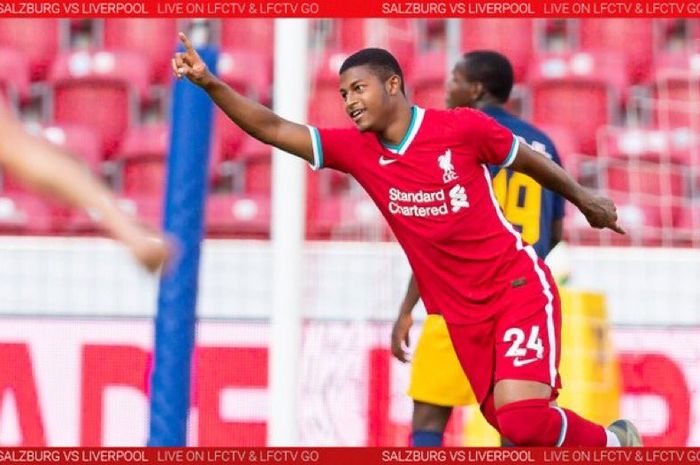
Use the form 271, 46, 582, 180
408, 314, 478, 407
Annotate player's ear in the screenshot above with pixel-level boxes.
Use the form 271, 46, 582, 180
387, 75, 402, 96
472, 82, 486, 102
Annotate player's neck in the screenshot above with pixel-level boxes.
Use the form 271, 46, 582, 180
379, 103, 414, 147
475, 97, 504, 110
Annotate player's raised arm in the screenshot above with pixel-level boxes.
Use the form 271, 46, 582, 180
172, 32, 314, 164
0, 108, 170, 272
510, 143, 625, 235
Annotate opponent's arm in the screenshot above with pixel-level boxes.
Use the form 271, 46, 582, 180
172, 32, 313, 163
510, 144, 625, 234
0, 110, 169, 272
391, 273, 420, 363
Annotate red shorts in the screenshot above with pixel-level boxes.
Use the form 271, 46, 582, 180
445, 264, 562, 405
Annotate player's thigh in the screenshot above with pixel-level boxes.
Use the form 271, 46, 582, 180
493, 379, 552, 410
409, 315, 477, 407
444, 317, 496, 405
494, 274, 562, 403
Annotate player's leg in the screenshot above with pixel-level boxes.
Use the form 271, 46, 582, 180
409, 315, 478, 446
493, 379, 610, 446
411, 402, 453, 446
493, 268, 641, 447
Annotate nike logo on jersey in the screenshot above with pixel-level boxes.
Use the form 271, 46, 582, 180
379, 156, 399, 166
513, 357, 539, 367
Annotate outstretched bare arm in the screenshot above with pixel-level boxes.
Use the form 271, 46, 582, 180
172, 32, 314, 163
0, 107, 170, 272
510, 143, 625, 235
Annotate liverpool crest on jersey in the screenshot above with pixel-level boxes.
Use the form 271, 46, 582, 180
438, 149, 458, 183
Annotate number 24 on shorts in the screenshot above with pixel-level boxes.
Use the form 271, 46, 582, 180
504, 326, 544, 367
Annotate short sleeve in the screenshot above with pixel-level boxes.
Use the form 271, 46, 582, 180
459, 109, 519, 167
306, 125, 358, 173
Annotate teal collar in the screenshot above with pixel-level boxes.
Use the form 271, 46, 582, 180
381, 106, 425, 155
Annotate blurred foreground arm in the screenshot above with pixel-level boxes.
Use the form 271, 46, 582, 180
0, 107, 169, 272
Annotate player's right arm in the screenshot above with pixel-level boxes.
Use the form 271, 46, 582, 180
391, 273, 419, 363
172, 32, 313, 164
466, 110, 623, 235
0, 106, 169, 272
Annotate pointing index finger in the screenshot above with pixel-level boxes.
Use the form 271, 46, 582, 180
610, 222, 626, 235
178, 32, 195, 53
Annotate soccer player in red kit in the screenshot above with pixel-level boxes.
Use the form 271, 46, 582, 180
173, 33, 641, 446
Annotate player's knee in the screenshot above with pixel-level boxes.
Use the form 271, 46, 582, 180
412, 401, 452, 432
496, 398, 562, 446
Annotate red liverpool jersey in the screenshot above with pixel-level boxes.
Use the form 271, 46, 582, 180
308, 106, 552, 324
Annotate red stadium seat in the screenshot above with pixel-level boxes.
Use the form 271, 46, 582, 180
42, 124, 103, 169
68, 191, 163, 234
609, 193, 665, 246
114, 124, 169, 196
334, 19, 417, 73
674, 202, 700, 245
2, 123, 103, 194
218, 49, 271, 103
600, 160, 684, 245
220, 19, 274, 55
214, 111, 246, 161
411, 51, 446, 109
49, 50, 150, 157
599, 126, 700, 166
578, 19, 654, 83
652, 52, 700, 130
563, 194, 663, 247
529, 51, 627, 153
239, 137, 272, 195
206, 192, 270, 238
0, 19, 62, 80
102, 19, 178, 84
117, 192, 162, 229
0, 192, 59, 234
0, 47, 30, 103
461, 19, 534, 82
334, 19, 366, 51
308, 50, 353, 127
604, 160, 685, 197
214, 50, 272, 160
535, 124, 580, 179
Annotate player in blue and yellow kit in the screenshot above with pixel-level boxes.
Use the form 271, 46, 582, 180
391, 51, 565, 447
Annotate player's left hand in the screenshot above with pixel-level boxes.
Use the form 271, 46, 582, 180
579, 191, 626, 235
391, 312, 413, 363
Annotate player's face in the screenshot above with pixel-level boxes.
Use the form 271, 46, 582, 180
446, 62, 479, 109
339, 65, 395, 132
